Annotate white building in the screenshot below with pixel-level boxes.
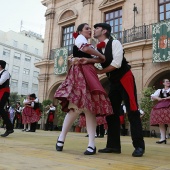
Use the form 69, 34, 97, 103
0, 30, 44, 96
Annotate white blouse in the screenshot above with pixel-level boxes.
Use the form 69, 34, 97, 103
75, 34, 94, 51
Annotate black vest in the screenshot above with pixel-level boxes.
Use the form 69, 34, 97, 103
33, 99, 39, 110
98, 40, 131, 82
160, 89, 170, 98
73, 45, 93, 58
0, 70, 10, 89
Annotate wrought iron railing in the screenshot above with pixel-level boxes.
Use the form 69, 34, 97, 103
121, 24, 152, 44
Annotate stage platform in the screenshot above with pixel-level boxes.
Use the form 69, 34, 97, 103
0, 128, 170, 170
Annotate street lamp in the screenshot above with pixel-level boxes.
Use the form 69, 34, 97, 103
133, 3, 138, 28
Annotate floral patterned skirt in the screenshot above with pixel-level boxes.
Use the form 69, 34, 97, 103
150, 100, 170, 125
79, 114, 107, 129
22, 107, 40, 124
54, 64, 113, 116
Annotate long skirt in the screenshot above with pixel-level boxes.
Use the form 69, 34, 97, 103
150, 100, 170, 126
54, 64, 113, 116
22, 107, 40, 124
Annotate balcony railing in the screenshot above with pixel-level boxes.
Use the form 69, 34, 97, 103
121, 24, 152, 44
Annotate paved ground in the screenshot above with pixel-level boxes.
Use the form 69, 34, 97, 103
0, 128, 170, 170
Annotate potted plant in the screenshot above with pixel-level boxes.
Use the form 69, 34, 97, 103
73, 117, 81, 132
56, 103, 66, 131
140, 87, 155, 137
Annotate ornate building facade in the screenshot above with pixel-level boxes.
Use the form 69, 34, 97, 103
36, 0, 170, 127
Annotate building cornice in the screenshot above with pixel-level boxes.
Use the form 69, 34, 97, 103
81, 0, 94, 6
99, 0, 126, 11
0, 42, 42, 59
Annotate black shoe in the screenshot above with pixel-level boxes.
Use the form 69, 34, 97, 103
156, 140, 166, 144
84, 146, 96, 155
98, 148, 121, 153
56, 139, 64, 151
85, 134, 89, 137
1, 130, 14, 137
30, 130, 36, 132
26, 130, 31, 132
132, 148, 145, 157
22, 129, 26, 131
98, 135, 104, 138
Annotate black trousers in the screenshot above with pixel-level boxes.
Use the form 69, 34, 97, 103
0, 92, 13, 131
31, 122, 37, 132
106, 78, 145, 150
96, 124, 105, 137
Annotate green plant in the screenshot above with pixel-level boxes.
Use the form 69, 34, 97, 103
56, 104, 66, 126
140, 87, 155, 130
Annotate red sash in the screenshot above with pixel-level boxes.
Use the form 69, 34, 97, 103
120, 71, 138, 111
0, 87, 10, 100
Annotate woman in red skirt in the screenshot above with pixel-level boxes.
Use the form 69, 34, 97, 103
54, 23, 113, 155
150, 79, 170, 144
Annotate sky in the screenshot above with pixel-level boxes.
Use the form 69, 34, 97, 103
0, 0, 46, 37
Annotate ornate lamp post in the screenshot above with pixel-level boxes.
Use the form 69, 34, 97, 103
133, 3, 138, 28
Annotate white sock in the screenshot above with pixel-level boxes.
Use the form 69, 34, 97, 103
57, 109, 79, 146
159, 124, 166, 140
85, 110, 96, 152
24, 124, 26, 129
28, 123, 31, 130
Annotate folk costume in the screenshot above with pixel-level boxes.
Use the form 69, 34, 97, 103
150, 88, 170, 126
45, 105, 56, 131
22, 99, 40, 125
14, 104, 22, 128
54, 34, 113, 117
30, 94, 41, 132
0, 60, 14, 137
96, 37, 145, 154
54, 33, 113, 154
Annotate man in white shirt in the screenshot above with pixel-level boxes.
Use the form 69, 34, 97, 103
93, 23, 145, 157
0, 60, 14, 137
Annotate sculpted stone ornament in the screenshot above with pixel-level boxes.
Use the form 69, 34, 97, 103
81, 0, 94, 6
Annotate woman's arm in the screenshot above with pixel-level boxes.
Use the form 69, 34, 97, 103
81, 46, 105, 62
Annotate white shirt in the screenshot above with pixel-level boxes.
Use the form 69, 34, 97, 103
102, 39, 123, 68
0, 69, 10, 85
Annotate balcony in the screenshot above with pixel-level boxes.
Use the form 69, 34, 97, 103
121, 24, 152, 44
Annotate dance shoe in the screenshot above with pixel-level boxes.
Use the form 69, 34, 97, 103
156, 140, 166, 144
98, 148, 121, 153
132, 147, 145, 157
84, 146, 96, 155
1, 130, 14, 137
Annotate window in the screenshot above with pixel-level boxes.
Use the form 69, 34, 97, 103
23, 44, 28, 51
62, 25, 75, 55
11, 80, 18, 87
35, 48, 38, 55
3, 49, 10, 57
32, 84, 38, 90
14, 52, 21, 60
159, 0, 170, 21
23, 68, 30, 75
105, 9, 122, 40
22, 82, 28, 89
13, 40, 18, 47
33, 71, 39, 77
25, 56, 31, 62
12, 66, 19, 74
